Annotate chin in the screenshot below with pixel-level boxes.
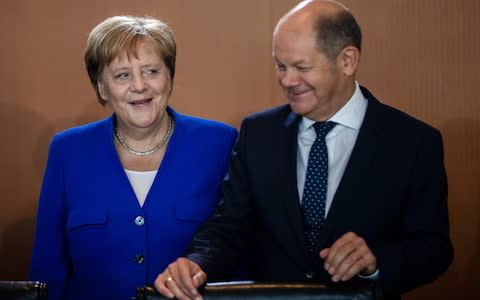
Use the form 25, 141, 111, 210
127, 118, 156, 129
289, 101, 312, 117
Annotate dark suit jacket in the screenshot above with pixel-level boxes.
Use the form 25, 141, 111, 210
186, 87, 453, 299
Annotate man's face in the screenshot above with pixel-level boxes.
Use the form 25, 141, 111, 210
273, 28, 346, 121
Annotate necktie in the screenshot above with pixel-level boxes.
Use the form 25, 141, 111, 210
302, 121, 336, 254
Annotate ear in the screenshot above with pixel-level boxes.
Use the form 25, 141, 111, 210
97, 80, 107, 101
167, 75, 174, 97
338, 46, 360, 76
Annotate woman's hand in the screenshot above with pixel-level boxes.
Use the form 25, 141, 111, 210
154, 257, 207, 300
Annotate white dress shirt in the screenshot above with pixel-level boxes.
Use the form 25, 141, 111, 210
125, 169, 157, 207
297, 82, 367, 217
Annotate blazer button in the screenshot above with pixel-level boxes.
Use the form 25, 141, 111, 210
305, 271, 315, 279
134, 216, 145, 226
135, 254, 144, 264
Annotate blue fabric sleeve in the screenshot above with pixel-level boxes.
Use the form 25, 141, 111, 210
29, 135, 69, 300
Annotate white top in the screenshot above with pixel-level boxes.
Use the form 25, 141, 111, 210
297, 82, 368, 218
124, 169, 158, 207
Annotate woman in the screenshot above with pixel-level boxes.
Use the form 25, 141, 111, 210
29, 16, 237, 300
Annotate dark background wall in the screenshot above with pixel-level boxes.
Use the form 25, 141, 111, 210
0, 1, 478, 298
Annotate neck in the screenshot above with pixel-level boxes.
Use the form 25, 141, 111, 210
115, 114, 172, 155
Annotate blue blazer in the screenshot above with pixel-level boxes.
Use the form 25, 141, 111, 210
29, 107, 238, 300
186, 87, 453, 299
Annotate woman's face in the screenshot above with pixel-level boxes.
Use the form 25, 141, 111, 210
98, 39, 171, 130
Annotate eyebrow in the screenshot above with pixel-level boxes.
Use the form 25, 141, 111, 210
110, 62, 162, 71
273, 57, 309, 66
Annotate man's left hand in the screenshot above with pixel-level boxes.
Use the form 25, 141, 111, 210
319, 231, 377, 282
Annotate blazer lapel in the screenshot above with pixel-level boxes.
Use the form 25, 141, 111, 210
323, 88, 387, 236
279, 111, 308, 268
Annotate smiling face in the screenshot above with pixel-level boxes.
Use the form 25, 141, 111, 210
273, 28, 345, 121
273, 26, 352, 121
272, 0, 359, 121
98, 39, 171, 130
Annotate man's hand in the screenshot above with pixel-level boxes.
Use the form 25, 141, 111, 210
319, 231, 377, 282
154, 257, 207, 300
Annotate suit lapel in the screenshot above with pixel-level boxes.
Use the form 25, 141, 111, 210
323, 87, 386, 235
279, 110, 308, 268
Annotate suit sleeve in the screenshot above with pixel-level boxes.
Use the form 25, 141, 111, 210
186, 119, 253, 280
373, 128, 453, 294
29, 136, 69, 300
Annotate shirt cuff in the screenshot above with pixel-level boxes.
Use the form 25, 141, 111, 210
357, 269, 380, 280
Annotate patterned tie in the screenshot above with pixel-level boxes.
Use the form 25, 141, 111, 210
302, 121, 336, 254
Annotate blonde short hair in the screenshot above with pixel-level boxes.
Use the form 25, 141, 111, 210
84, 16, 176, 105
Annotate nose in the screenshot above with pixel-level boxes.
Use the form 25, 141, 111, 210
279, 70, 300, 88
130, 74, 147, 93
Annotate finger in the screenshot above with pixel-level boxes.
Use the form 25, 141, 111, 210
169, 258, 206, 299
177, 262, 204, 298
327, 232, 358, 257
324, 232, 356, 264
325, 232, 368, 277
326, 232, 358, 261
324, 232, 359, 272
319, 248, 329, 259
192, 270, 207, 287
331, 245, 365, 281
168, 262, 197, 299
154, 273, 175, 299
339, 250, 377, 281
165, 275, 194, 300
329, 238, 377, 282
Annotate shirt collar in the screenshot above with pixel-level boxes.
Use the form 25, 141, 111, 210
299, 81, 367, 133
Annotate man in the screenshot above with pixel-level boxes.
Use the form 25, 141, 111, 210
155, 1, 453, 299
